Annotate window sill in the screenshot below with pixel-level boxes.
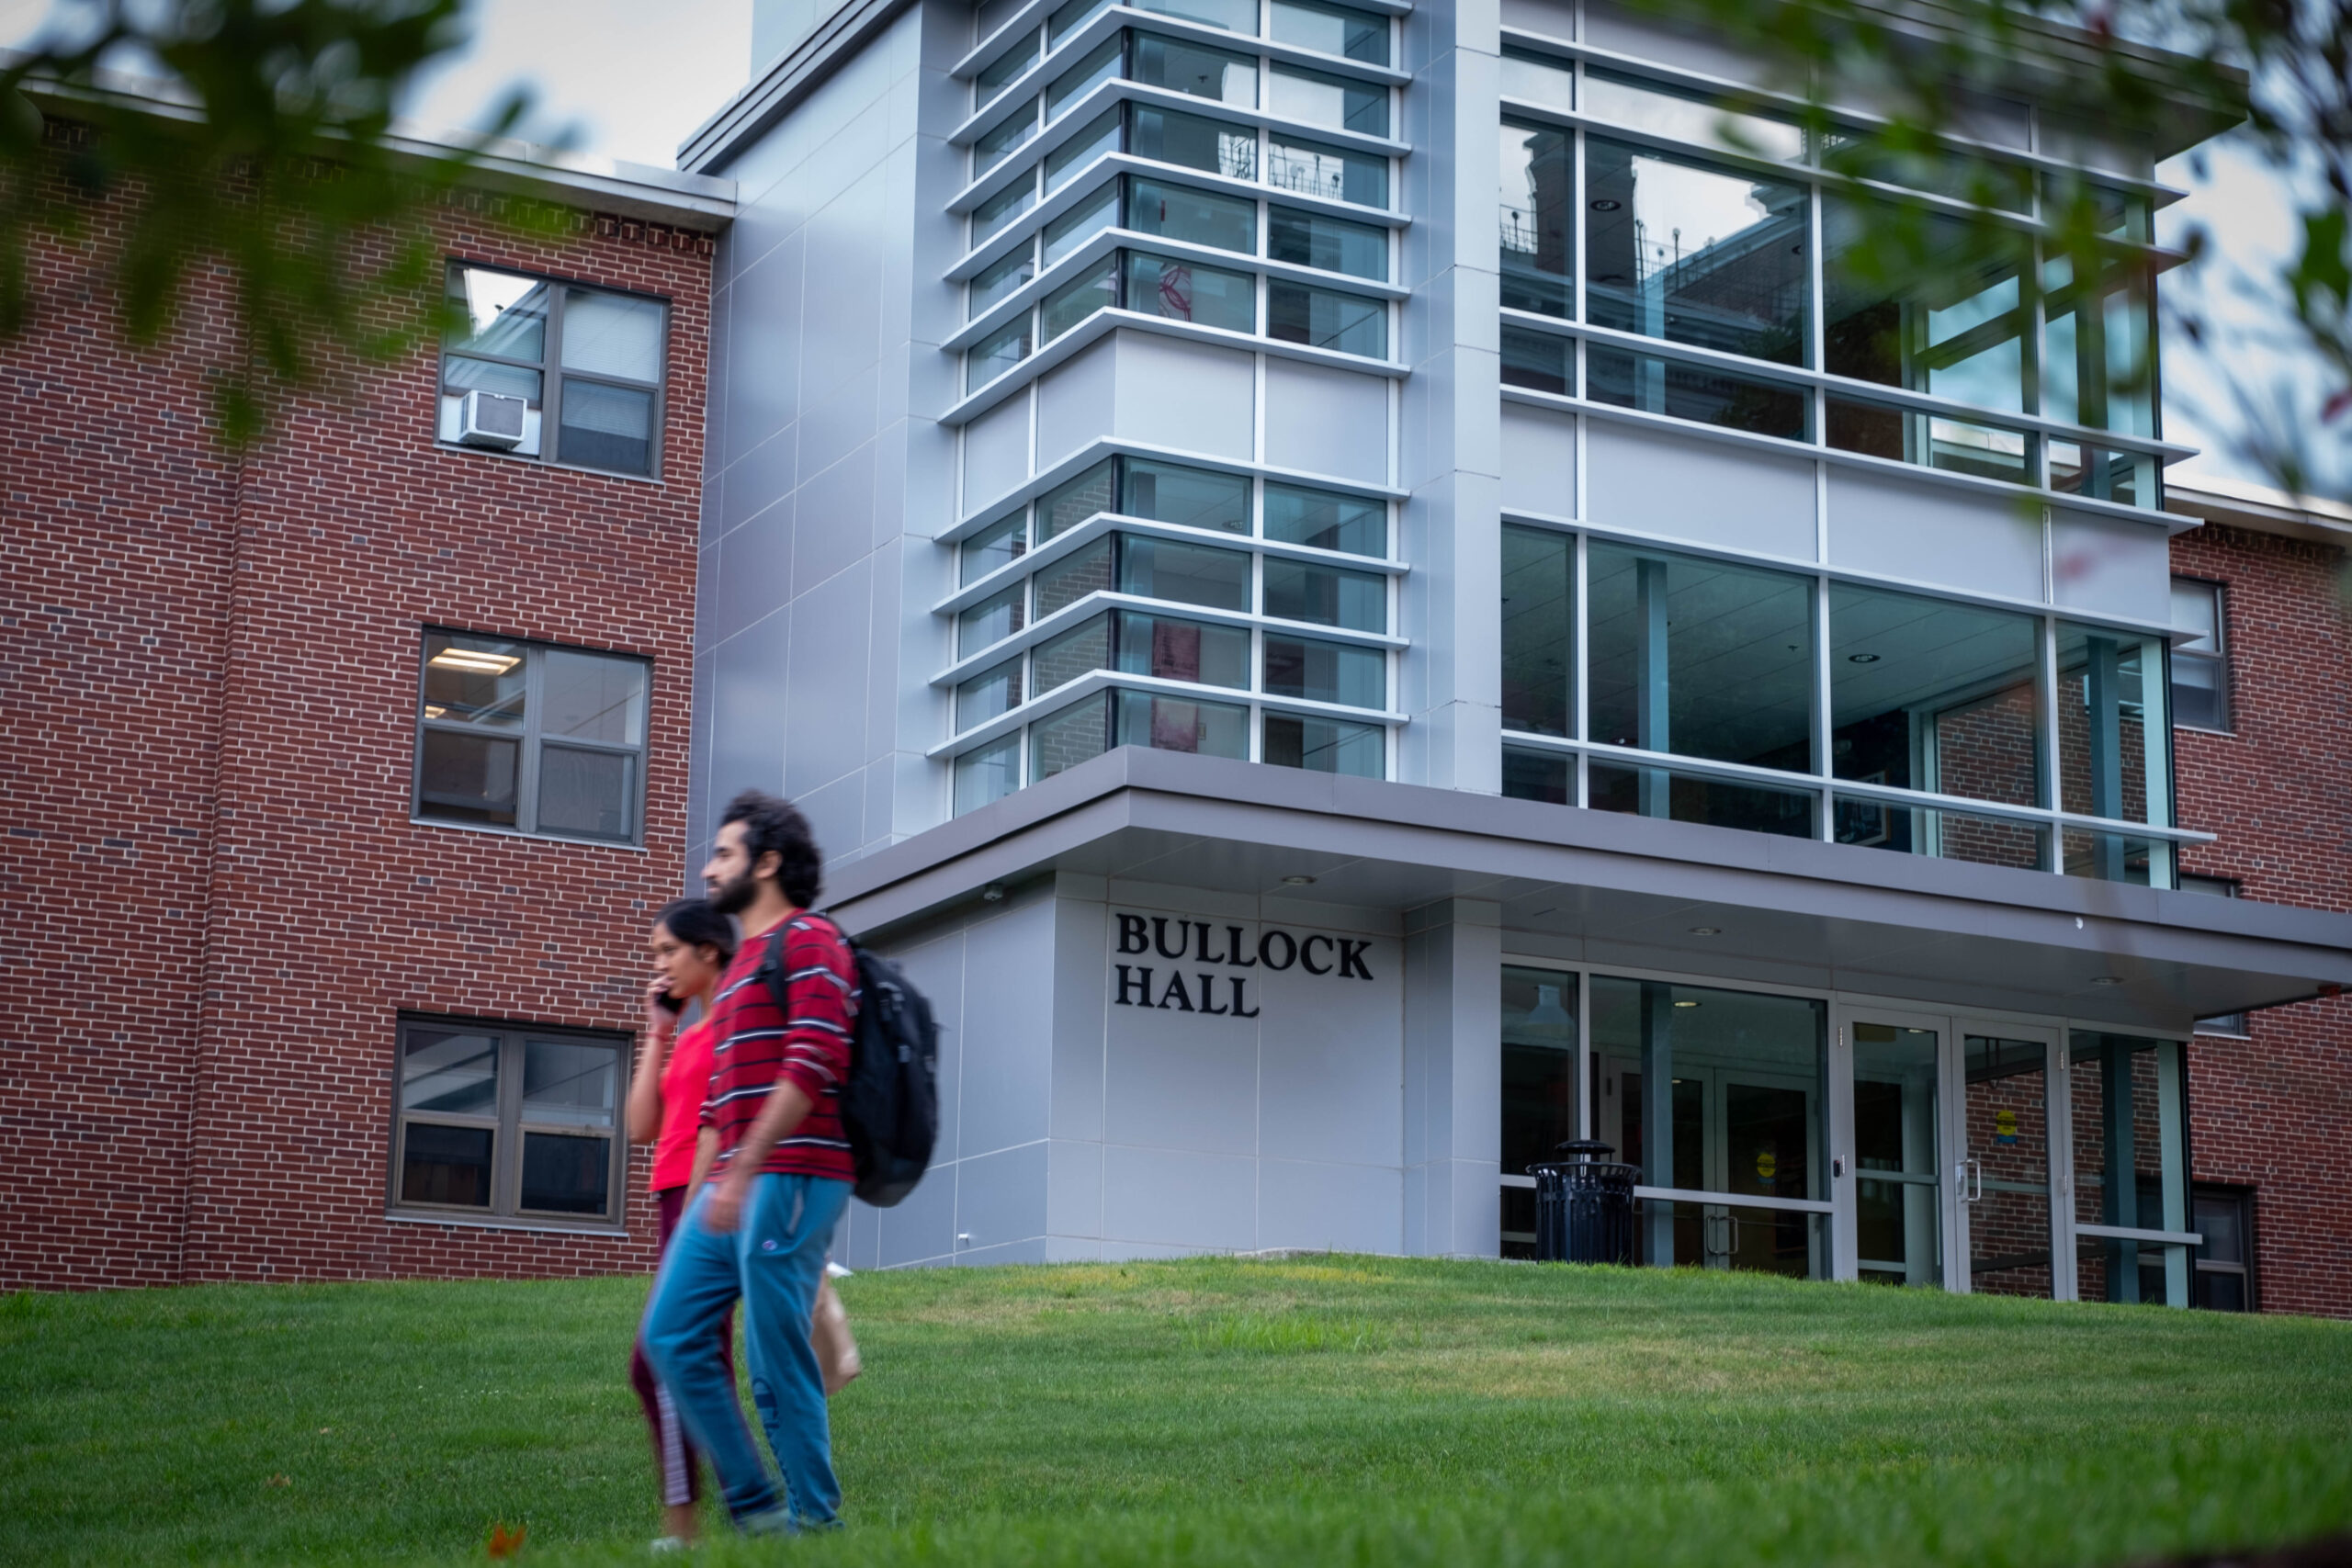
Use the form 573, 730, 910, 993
386, 1209, 631, 1238
2173, 723, 2236, 738
411, 816, 650, 852
434, 439, 667, 488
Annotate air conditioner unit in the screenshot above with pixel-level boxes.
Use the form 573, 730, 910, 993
457, 389, 528, 449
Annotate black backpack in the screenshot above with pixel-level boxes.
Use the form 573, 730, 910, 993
759, 916, 939, 1208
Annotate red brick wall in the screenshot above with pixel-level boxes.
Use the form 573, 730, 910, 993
2172, 521, 2352, 1319
2, 141, 714, 1288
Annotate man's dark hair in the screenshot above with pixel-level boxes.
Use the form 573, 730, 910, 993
720, 790, 823, 908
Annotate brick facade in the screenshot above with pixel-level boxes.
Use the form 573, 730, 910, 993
2171, 521, 2352, 1319
1, 137, 715, 1288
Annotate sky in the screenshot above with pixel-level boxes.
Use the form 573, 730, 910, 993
2, 0, 2338, 499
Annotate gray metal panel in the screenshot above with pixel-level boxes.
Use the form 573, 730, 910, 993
1103, 1145, 1259, 1249
1047, 1139, 1104, 1239
1262, 358, 1391, 483
1587, 422, 1817, 559
785, 553, 873, 798
962, 393, 1032, 511
1498, 403, 1577, 518
714, 492, 795, 643
794, 442, 877, 594
721, 228, 804, 470
1827, 466, 2045, 602
1259, 1159, 1406, 1254
718, 426, 798, 542
1498, 0, 1580, 43
1035, 337, 1119, 475
2052, 505, 2173, 624
953, 1140, 1049, 1258
708, 607, 792, 804
957, 897, 1058, 1156
1112, 332, 1256, 460
1579, 0, 1778, 85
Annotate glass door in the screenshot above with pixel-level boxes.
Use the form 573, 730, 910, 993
1849, 1021, 1945, 1287
1958, 1029, 2058, 1298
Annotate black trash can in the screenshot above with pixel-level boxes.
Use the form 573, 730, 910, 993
1529, 1139, 1637, 1264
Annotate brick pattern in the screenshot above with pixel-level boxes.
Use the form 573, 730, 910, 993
2171, 522, 2352, 1319
2, 140, 713, 1288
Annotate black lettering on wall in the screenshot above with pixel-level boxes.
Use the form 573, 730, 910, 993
1193, 921, 1227, 964
1300, 934, 1334, 975
1225, 925, 1257, 967
1117, 915, 1149, 955
1260, 931, 1297, 970
1196, 973, 1228, 1015
1151, 917, 1189, 961
1337, 939, 1373, 980
1115, 964, 1154, 1006
1228, 976, 1260, 1018
1159, 971, 1195, 1011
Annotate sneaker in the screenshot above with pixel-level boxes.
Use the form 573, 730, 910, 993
737, 1507, 796, 1538
649, 1536, 688, 1553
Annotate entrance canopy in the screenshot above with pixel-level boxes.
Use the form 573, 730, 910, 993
830, 749, 2352, 1032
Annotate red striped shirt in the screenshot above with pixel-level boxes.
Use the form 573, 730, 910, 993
698, 911, 858, 1183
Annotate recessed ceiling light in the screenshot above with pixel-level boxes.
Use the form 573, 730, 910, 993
429, 649, 521, 673
1673, 999, 1701, 1009
1688, 926, 1720, 936
1590, 197, 1623, 210
1282, 874, 1316, 886
1848, 652, 1882, 664
981, 884, 1006, 903
2090, 976, 2123, 986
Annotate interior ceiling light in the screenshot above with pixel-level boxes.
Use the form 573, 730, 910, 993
1688, 925, 1720, 936
1848, 652, 1882, 663
429, 649, 521, 673
1673, 999, 1701, 1009
1282, 874, 1316, 886
1589, 197, 1623, 210
2091, 976, 2124, 987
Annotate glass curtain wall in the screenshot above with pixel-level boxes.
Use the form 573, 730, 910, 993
1500, 966, 1580, 1258
1852, 1023, 1940, 1286
2068, 1032, 2193, 1306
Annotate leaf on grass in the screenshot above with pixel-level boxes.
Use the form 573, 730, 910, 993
266, 1473, 290, 1487
486, 1522, 526, 1559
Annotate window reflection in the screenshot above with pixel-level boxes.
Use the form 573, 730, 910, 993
1500, 123, 1575, 318
1823, 196, 2028, 412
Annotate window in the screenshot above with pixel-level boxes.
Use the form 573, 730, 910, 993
2171, 578, 2228, 732
2069, 1031, 2193, 1306
1270, 0, 1388, 64
1499, 122, 1573, 318
414, 632, 650, 844
2180, 875, 2249, 1035
2191, 1185, 2256, 1311
391, 1018, 628, 1225
439, 265, 666, 477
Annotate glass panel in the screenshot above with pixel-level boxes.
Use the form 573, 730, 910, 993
962, 512, 1030, 585
2061, 829, 2169, 888
520, 1133, 611, 1215
1500, 325, 1569, 392
2172, 656, 2225, 732
1830, 581, 2041, 807
1583, 67, 1806, 163
1114, 688, 1250, 756
969, 316, 1035, 389
1588, 542, 1815, 772
1035, 611, 1112, 693
1123, 458, 1250, 531
1132, 33, 1257, 106
1822, 131, 2034, 212
1592, 976, 1826, 1278
1824, 196, 2029, 413
1268, 63, 1385, 136
1136, 0, 1259, 32
1035, 536, 1114, 616
976, 98, 1044, 176
445, 267, 548, 360
1040, 459, 1117, 540
956, 657, 1025, 729
1499, 48, 1575, 111
1267, 281, 1385, 356
1499, 123, 1575, 318
2057, 624, 2169, 875
1118, 533, 1251, 611
1046, 108, 1124, 192
973, 175, 1038, 243
1268, 206, 1387, 280
537, 745, 632, 840
955, 734, 1023, 814
1128, 175, 1258, 254
1502, 966, 1580, 1176
423, 634, 526, 726
556, 380, 654, 473
1032, 692, 1113, 779
1587, 345, 1810, 440
959, 582, 1027, 655
439, 359, 545, 455
1587, 137, 1810, 367
522, 1038, 617, 1128
1263, 483, 1383, 556
1272, 0, 1387, 63
1262, 712, 1384, 774
1964, 1034, 2053, 1299
1263, 633, 1384, 707
1826, 396, 2031, 486
1049, 0, 1114, 45
560, 289, 663, 381
1263, 558, 1385, 630
1501, 524, 1572, 738
1043, 253, 1121, 340
1045, 183, 1120, 269
1267, 133, 1385, 207
1117, 609, 1250, 687
1502, 744, 1571, 804
1124, 251, 1257, 332
2041, 249, 2154, 437
1852, 1023, 1940, 1287
401, 1122, 493, 1207
541, 650, 645, 745
1590, 761, 1817, 837
1832, 796, 2049, 871
2193, 1190, 2245, 1265
2070, 1032, 2192, 1305
976, 36, 1039, 108
2049, 441, 2155, 508
401, 1028, 500, 1116
1048, 35, 1124, 119
418, 730, 520, 826
1128, 103, 1260, 179
972, 244, 1039, 318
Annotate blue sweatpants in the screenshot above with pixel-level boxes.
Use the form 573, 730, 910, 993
640, 1172, 851, 1529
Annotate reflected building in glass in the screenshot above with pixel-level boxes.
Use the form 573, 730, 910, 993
683, 0, 2351, 1306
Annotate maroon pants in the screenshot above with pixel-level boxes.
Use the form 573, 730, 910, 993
630, 1185, 734, 1507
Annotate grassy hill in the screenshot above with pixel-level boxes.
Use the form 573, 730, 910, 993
5, 1256, 2348, 1565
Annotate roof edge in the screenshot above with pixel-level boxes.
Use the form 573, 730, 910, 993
675, 0, 919, 175
2167, 474, 2352, 549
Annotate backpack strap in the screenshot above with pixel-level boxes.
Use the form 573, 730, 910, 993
755, 912, 860, 1022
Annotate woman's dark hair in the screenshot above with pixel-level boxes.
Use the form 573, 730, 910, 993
720, 789, 823, 908
654, 897, 738, 964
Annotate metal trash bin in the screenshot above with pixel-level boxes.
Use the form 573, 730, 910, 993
1529, 1139, 1637, 1264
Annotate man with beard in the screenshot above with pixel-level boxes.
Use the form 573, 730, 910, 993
640, 790, 859, 1536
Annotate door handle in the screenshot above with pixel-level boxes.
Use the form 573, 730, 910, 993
1968, 1158, 1984, 1202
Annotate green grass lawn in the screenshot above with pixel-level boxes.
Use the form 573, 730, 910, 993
5, 1257, 2349, 1566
